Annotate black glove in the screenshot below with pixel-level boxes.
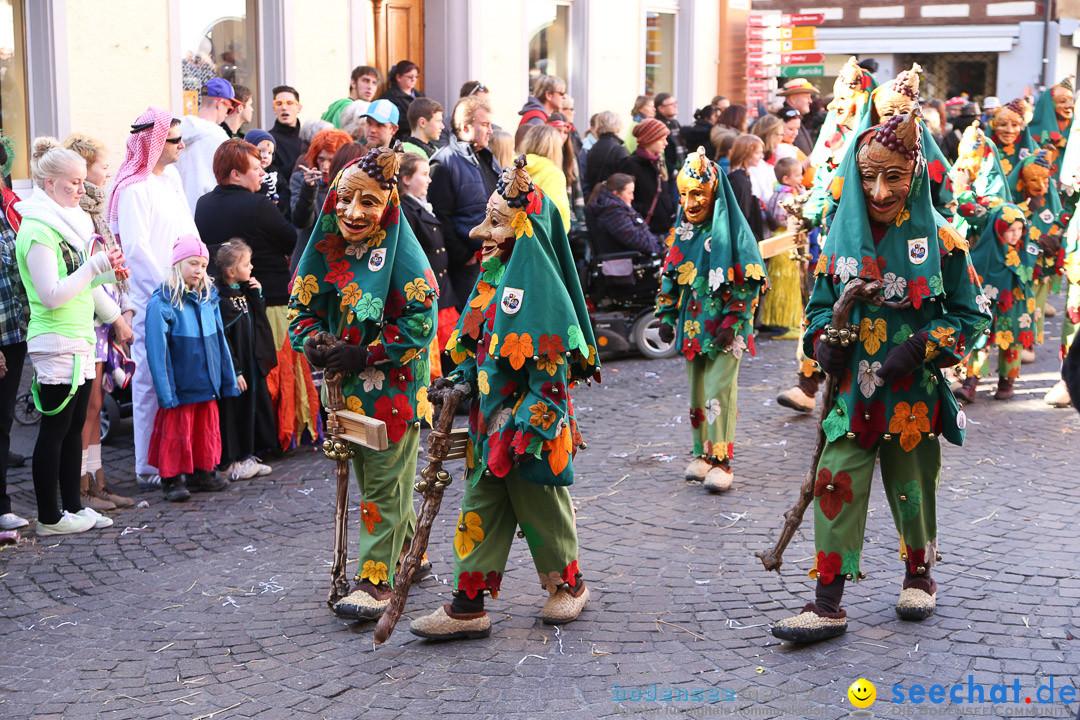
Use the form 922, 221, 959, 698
814, 338, 852, 376
323, 344, 370, 374
303, 337, 328, 367
1038, 233, 1062, 255
875, 333, 927, 385
658, 322, 675, 344
428, 376, 457, 405
713, 325, 736, 349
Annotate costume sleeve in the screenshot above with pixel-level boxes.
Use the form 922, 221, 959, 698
917, 249, 991, 367
444, 355, 479, 398
654, 262, 680, 327
372, 282, 437, 368
143, 298, 177, 409
215, 302, 241, 397
512, 339, 571, 444
803, 273, 842, 358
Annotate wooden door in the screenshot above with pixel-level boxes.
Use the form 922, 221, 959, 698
373, 0, 425, 92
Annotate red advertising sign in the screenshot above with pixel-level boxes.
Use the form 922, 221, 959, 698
746, 65, 780, 79
746, 78, 777, 91
782, 52, 825, 65
782, 12, 826, 26
747, 52, 781, 66
746, 26, 766, 40
746, 40, 781, 53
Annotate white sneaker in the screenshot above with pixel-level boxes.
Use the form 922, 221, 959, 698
226, 459, 260, 480
76, 507, 114, 529
0, 512, 30, 530
137, 473, 161, 490
248, 456, 272, 476
37, 511, 96, 536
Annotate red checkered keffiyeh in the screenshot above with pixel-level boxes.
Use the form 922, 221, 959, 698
106, 107, 173, 227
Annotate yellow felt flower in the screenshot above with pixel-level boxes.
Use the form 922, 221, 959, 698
1001, 204, 1024, 224
339, 282, 362, 310
416, 386, 433, 426
829, 175, 843, 201
454, 511, 484, 558
744, 263, 767, 280
366, 228, 386, 248
360, 560, 388, 584
292, 274, 320, 305
1027, 296, 1037, 313
677, 261, 698, 286
470, 281, 496, 310
683, 320, 700, 338
404, 278, 432, 303
477, 370, 490, 395
1029, 226, 1042, 241
1005, 248, 1020, 267
815, 253, 829, 275
995, 330, 1015, 350
488, 332, 499, 357
511, 211, 534, 239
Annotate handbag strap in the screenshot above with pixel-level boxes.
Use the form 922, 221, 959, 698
31, 354, 83, 416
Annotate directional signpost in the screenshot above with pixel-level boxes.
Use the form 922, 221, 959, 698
745, 11, 825, 116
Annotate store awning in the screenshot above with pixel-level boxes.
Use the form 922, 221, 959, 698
816, 24, 1020, 54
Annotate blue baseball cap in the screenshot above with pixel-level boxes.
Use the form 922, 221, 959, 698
362, 99, 400, 126
201, 77, 236, 101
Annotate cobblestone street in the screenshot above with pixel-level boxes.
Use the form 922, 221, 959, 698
2, 300, 1079, 720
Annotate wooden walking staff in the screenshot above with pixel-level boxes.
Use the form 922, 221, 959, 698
374, 386, 469, 644
310, 331, 390, 608
757, 278, 911, 572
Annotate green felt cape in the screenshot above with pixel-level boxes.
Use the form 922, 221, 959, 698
288, 158, 438, 442
1006, 152, 1065, 281
654, 156, 768, 361
446, 186, 600, 488
953, 123, 1013, 241
990, 121, 1038, 180
805, 118, 991, 451
968, 203, 1038, 351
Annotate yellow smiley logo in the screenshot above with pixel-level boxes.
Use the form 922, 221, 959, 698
848, 678, 876, 708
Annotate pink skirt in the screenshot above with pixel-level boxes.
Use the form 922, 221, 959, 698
148, 400, 222, 477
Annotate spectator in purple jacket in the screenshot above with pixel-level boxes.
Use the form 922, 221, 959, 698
585, 173, 666, 257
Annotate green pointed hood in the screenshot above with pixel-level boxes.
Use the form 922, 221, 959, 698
969, 203, 1035, 291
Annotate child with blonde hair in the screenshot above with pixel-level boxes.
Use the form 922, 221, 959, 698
144, 235, 239, 502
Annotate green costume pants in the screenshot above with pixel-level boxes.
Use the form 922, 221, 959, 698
453, 466, 579, 599
686, 353, 741, 462
812, 436, 940, 583
1061, 280, 1080, 355
350, 424, 419, 588
967, 342, 1022, 379
1035, 278, 1052, 346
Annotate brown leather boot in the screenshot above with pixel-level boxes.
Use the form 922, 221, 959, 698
80, 472, 116, 512
952, 375, 978, 403
93, 468, 134, 508
993, 377, 1014, 401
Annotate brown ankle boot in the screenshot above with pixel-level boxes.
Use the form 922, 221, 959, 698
93, 468, 134, 508
80, 472, 116, 512
952, 375, 978, 403
993, 377, 1014, 401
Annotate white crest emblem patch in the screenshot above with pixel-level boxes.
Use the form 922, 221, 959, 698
1039, 208, 1054, 224
501, 287, 524, 314
908, 238, 929, 265
368, 248, 387, 272
956, 408, 967, 430
1026, 242, 1040, 256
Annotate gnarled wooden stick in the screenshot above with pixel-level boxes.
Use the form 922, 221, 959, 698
374, 388, 465, 644
757, 279, 911, 572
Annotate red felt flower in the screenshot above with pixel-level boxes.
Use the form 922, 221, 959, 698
511, 430, 534, 456
325, 260, 354, 289
1018, 330, 1034, 349
525, 189, 543, 215
689, 407, 705, 428
458, 571, 486, 599
379, 203, 399, 228
367, 344, 388, 365
424, 268, 439, 296
998, 292, 1014, 312
814, 468, 854, 520
681, 337, 701, 360
322, 189, 338, 214
373, 394, 413, 442
315, 234, 346, 262
385, 289, 406, 320
815, 551, 844, 585
562, 559, 580, 587
542, 381, 567, 403
664, 245, 684, 272
731, 264, 745, 285
387, 366, 413, 391
927, 158, 946, 184
907, 276, 931, 309
851, 400, 886, 449
484, 301, 497, 331
905, 545, 928, 576
382, 323, 401, 345
462, 307, 483, 340
341, 326, 362, 345
499, 380, 517, 396
486, 429, 515, 478
859, 256, 886, 281
485, 571, 503, 599
891, 374, 914, 392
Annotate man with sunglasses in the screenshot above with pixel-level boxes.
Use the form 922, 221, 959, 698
268, 85, 303, 221
518, 75, 566, 127
176, 78, 237, 212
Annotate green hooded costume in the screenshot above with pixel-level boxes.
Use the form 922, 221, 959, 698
289, 155, 438, 590
803, 114, 991, 583
654, 150, 768, 462
1028, 82, 1073, 212
990, 105, 1038, 180
952, 123, 1014, 242
1006, 149, 1064, 346
441, 158, 600, 600
965, 203, 1037, 379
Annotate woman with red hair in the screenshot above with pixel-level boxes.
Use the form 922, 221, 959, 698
289, 129, 354, 272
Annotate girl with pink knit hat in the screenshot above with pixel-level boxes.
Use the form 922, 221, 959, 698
143, 235, 240, 502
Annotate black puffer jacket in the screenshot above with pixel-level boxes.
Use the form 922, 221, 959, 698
586, 133, 630, 194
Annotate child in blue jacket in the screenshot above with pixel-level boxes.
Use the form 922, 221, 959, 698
144, 235, 239, 502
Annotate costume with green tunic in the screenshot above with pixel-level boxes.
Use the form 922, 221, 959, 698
288, 160, 438, 589
1028, 87, 1076, 213
654, 158, 768, 462
804, 125, 991, 584
1006, 153, 1064, 346
443, 186, 601, 600
952, 125, 1013, 243
966, 204, 1037, 379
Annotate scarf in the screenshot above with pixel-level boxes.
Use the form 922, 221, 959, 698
106, 107, 173, 226
15, 187, 94, 251
406, 191, 433, 215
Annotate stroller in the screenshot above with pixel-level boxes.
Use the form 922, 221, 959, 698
577, 206, 678, 361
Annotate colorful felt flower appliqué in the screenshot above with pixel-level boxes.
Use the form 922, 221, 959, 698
360, 560, 389, 585
360, 501, 382, 534
814, 468, 854, 521
888, 401, 931, 452
500, 332, 534, 370
292, 274, 320, 305
454, 511, 485, 558
458, 571, 486, 599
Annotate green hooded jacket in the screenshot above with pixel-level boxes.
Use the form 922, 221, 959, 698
1006, 151, 1065, 282
967, 203, 1038, 352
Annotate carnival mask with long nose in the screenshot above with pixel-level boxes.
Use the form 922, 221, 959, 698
857, 111, 920, 225
471, 155, 534, 262
873, 63, 920, 122
334, 146, 400, 244
676, 147, 718, 225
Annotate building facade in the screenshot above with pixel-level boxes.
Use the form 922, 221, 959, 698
1, 0, 723, 190
750, 0, 1080, 103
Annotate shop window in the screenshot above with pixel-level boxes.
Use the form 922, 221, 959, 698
528, 1, 570, 92
0, 0, 27, 181
179, 0, 258, 122
645, 11, 675, 96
